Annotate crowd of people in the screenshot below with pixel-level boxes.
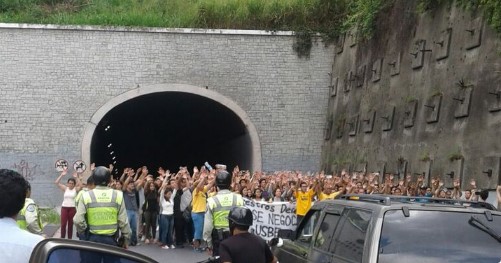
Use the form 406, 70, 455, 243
4, 162, 501, 263
53, 163, 501, 252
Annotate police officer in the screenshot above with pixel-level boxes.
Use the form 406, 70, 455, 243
16, 181, 45, 237
74, 175, 95, 240
219, 207, 277, 263
75, 175, 96, 204
74, 166, 131, 250
203, 169, 244, 256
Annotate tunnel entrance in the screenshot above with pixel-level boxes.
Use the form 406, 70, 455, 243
83, 84, 261, 176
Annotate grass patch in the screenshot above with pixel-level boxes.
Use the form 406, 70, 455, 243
39, 207, 60, 226
1, 0, 388, 57
0, 0, 386, 39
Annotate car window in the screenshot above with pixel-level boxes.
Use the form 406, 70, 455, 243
296, 210, 321, 246
330, 208, 372, 263
379, 210, 501, 263
314, 212, 341, 251
47, 248, 144, 263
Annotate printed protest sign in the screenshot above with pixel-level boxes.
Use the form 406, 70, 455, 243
244, 199, 297, 240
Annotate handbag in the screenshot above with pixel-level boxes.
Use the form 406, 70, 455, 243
182, 203, 192, 221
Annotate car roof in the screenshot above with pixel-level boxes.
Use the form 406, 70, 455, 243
311, 194, 501, 215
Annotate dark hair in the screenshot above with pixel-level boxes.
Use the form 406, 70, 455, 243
0, 169, 29, 218
67, 178, 76, 184
480, 189, 489, 201
259, 178, 266, 184
240, 187, 247, 196
163, 187, 173, 202
164, 187, 173, 194
86, 175, 95, 185
216, 170, 232, 190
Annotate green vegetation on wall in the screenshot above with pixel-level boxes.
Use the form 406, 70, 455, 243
418, 0, 501, 34
0, 0, 386, 39
1, 1, 499, 56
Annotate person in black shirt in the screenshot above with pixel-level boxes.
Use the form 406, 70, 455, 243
219, 207, 277, 263
173, 178, 186, 248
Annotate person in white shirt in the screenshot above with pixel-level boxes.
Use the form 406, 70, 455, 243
0, 169, 44, 263
159, 174, 175, 249
54, 168, 82, 239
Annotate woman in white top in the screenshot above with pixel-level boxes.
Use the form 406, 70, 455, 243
54, 168, 82, 239
158, 185, 175, 249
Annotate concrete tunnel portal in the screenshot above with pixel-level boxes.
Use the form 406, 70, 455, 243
84, 85, 261, 177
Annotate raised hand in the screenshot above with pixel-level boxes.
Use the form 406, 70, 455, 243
368, 173, 375, 182
470, 179, 476, 187
417, 175, 424, 182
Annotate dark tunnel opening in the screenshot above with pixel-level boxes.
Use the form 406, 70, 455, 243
91, 92, 253, 177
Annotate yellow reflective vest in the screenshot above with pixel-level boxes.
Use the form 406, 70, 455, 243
207, 192, 244, 229
82, 188, 123, 235
16, 198, 42, 231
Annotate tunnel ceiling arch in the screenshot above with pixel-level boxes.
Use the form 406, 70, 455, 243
82, 84, 262, 175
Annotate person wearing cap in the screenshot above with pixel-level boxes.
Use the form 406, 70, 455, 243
203, 169, 244, 257
16, 181, 45, 236
74, 166, 131, 253
219, 207, 277, 263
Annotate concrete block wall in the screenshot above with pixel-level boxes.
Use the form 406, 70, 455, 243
0, 25, 334, 206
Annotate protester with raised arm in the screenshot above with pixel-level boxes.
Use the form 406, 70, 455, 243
54, 168, 82, 239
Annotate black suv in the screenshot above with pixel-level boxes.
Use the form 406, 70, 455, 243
272, 195, 501, 263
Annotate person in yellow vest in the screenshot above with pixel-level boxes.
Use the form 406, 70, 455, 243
74, 175, 95, 240
293, 179, 318, 224
74, 175, 96, 204
16, 181, 45, 237
74, 166, 131, 255
203, 169, 244, 257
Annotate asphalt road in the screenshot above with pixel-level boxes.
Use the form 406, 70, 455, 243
129, 243, 209, 263
51, 224, 209, 263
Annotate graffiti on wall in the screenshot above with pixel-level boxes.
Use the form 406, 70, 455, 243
11, 160, 44, 181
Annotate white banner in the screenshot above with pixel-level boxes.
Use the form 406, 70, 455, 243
244, 199, 298, 240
